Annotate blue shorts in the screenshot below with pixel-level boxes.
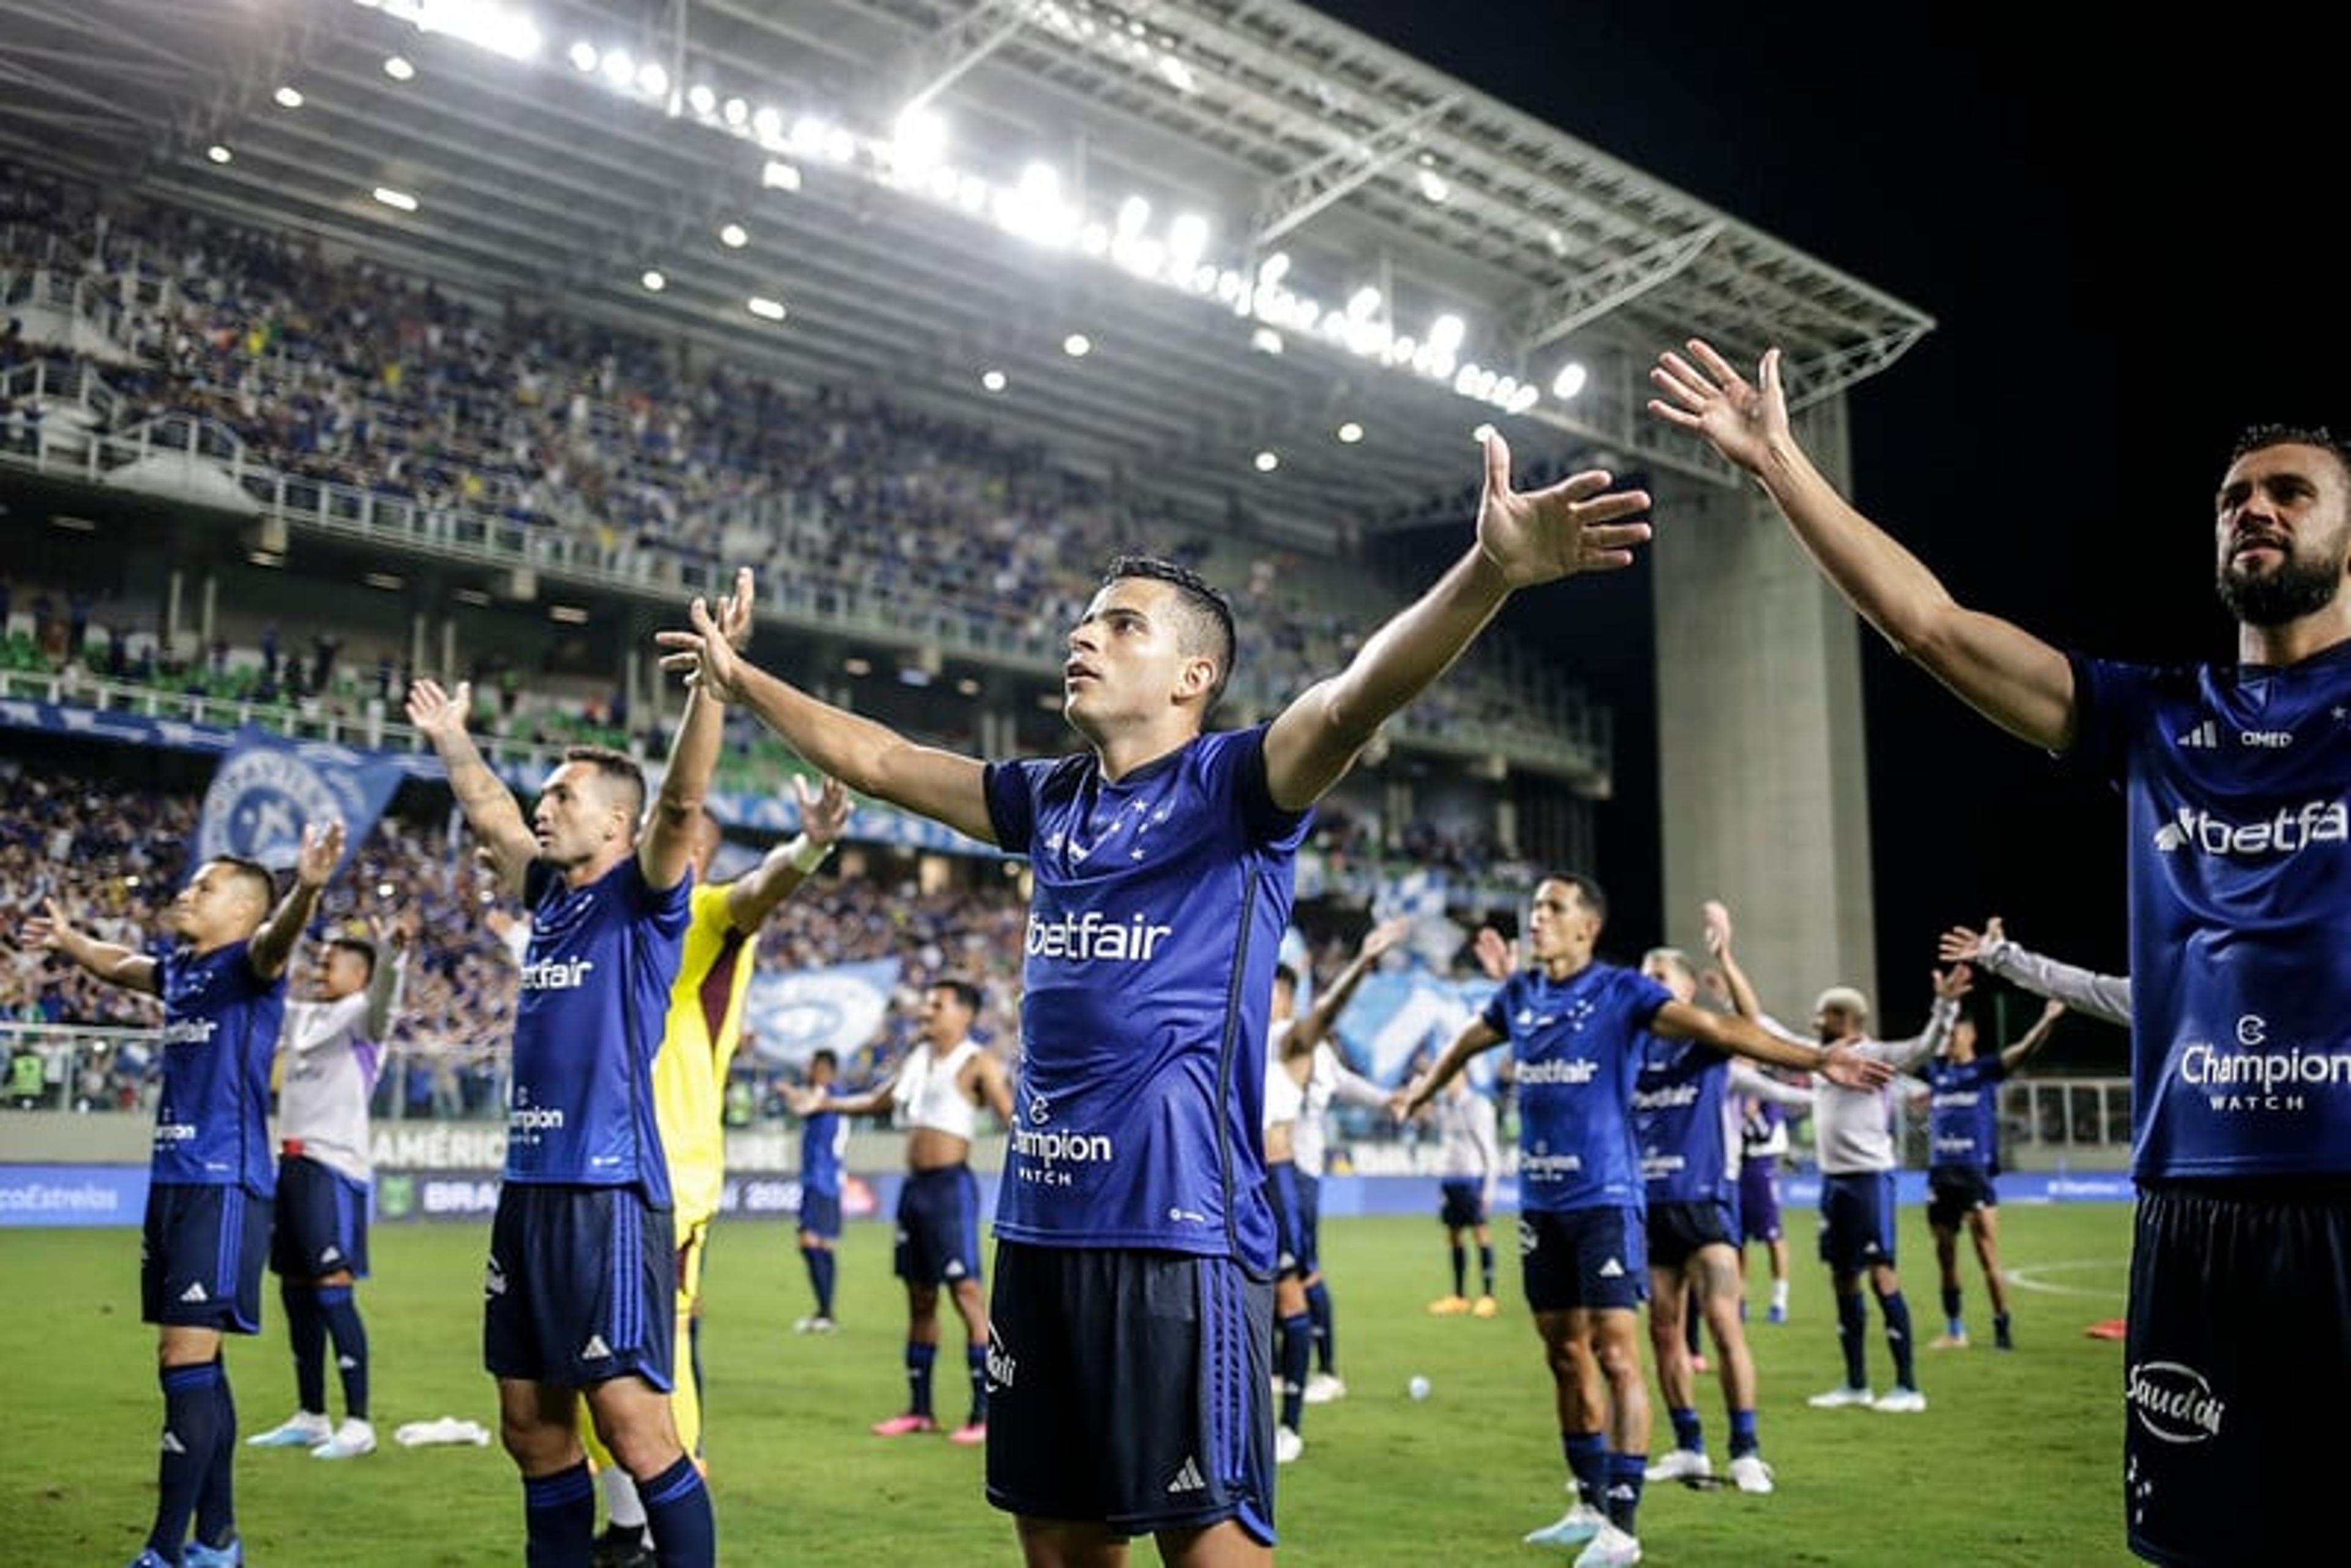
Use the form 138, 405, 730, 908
1293, 1170, 1322, 1276
894, 1165, 982, 1288
1818, 1170, 1898, 1274
143, 1182, 271, 1334
269, 1153, 371, 1280
799, 1187, 842, 1240
1519, 1207, 1647, 1313
984, 1242, 1274, 1543
1265, 1161, 1307, 1279
2126, 1180, 2351, 1564
1438, 1179, 1487, 1231
1738, 1158, 1783, 1244
1645, 1198, 1739, 1271
483, 1184, 677, 1389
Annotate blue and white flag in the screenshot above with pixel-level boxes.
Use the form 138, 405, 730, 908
193, 727, 405, 879
743, 958, 901, 1068
1332, 969, 1504, 1090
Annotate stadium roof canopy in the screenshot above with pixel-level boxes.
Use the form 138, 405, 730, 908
0, 0, 1933, 547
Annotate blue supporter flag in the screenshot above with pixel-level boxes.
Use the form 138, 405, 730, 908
742, 959, 901, 1068
1332, 969, 1502, 1090
191, 726, 404, 879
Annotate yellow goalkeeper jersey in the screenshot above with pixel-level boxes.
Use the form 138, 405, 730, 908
653, 881, 757, 1226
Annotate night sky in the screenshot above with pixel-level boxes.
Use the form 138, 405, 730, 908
1314, 2, 2335, 1059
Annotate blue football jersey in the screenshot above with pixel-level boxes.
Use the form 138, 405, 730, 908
984, 726, 1311, 1266
1925, 1056, 2007, 1171
1481, 962, 1671, 1214
2073, 647, 2351, 1179
151, 939, 284, 1196
800, 1107, 846, 1199
507, 857, 692, 1202
1635, 1035, 1739, 1206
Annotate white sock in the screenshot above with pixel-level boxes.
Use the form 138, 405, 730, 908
1772, 1280, 1790, 1311
601, 1465, 648, 1529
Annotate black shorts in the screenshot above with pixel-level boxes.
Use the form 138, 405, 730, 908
483, 1184, 677, 1389
269, 1153, 372, 1280
1644, 1198, 1738, 1272
1818, 1171, 1898, 1274
2126, 1180, 2351, 1564
1520, 1207, 1646, 1313
1925, 1166, 1998, 1231
143, 1182, 271, 1333
1438, 1179, 1487, 1231
895, 1165, 983, 1287
984, 1241, 1275, 1544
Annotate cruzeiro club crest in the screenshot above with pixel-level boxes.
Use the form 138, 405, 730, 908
197, 746, 347, 870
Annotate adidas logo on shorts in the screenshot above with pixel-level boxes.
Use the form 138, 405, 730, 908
582, 1335, 612, 1360
1167, 1456, 1207, 1494
179, 1281, 209, 1304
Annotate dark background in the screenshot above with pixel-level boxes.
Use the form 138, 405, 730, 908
1318, 1, 2333, 1056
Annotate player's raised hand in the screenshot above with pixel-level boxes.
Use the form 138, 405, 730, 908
1818, 1041, 1894, 1090
715, 565, 757, 653
1647, 339, 1792, 475
1472, 924, 1518, 981
294, 819, 347, 889
1701, 898, 1733, 956
22, 896, 80, 952
796, 773, 850, 846
1360, 915, 1413, 962
1473, 426, 1652, 590
1932, 962, 1974, 1003
403, 678, 473, 742
656, 593, 747, 703
1937, 920, 1995, 964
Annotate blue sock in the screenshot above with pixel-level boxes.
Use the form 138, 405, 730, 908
1837, 1291, 1870, 1387
152, 1361, 223, 1560
1879, 1288, 1918, 1387
1668, 1405, 1703, 1454
1604, 1451, 1647, 1534
802, 1247, 836, 1317
1278, 1312, 1312, 1430
1728, 1407, 1760, 1458
1562, 1430, 1607, 1509
1941, 1285, 1963, 1335
282, 1278, 326, 1415
639, 1452, 716, 1568
193, 1358, 236, 1550
966, 1342, 988, 1426
1305, 1280, 1334, 1376
905, 1342, 936, 1418
522, 1461, 595, 1567
317, 1285, 369, 1420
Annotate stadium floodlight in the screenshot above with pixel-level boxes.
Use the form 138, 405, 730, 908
568, 41, 597, 72
1337, 421, 1364, 444
955, 677, 983, 697
1348, 286, 1382, 320
722, 97, 749, 127
891, 107, 948, 170
753, 107, 785, 141
1168, 213, 1210, 271
1253, 451, 1279, 473
640, 269, 666, 291
378, 0, 542, 61
363, 572, 404, 590
1249, 327, 1283, 356
1471, 422, 1497, 445
549, 604, 590, 624
1116, 196, 1150, 235
1551, 361, 1589, 400
383, 55, 416, 80
601, 51, 634, 89
206, 144, 233, 164
273, 86, 304, 109
760, 159, 800, 192
1416, 167, 1450, 203
372, 186, 419, 212
686, 83, 716, 116
843, 656, 872, 677
718, 222, 748, 249
636, 62, 669, 99
1062, 333, 1091, 358
1428, 314, 1466, 351
980, 369, 1007, 392
1257, 251, 1291, 285
748, 296, 786, 320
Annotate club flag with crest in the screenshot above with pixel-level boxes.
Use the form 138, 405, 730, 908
192, 726, 405, 880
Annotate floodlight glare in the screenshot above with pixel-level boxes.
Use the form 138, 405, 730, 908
381, 0, 541, 61
1428, 314, 1466, 351
1253, 451, 1279, 473
601, 50, 633, 88
1257, 251, 1291, 285
206, 144, 233, 164
1116, 196, 1150, 234
636, 62, 667, 98
1168, 212, 1209, 268
760, 160, 801, 192
640, 269, 666, 291
568, 41, 598, 72
1417, 167, 1449, 202
1249, 327, 1283, 355
274, 86, 304, 108
1348, 286, 1381, 319
1337, 422, 1364, 444
748, 296, 787, 321
1550, 361, 1588, 400
686, 83, 716, 116
383, 55, 416, 80
718, 222, 748, 248
722, 97, 748, 126
980, 369, 1007, 392
1062, 334, 1091, 357
371, 186, 419, 212
893, 107, 948, 167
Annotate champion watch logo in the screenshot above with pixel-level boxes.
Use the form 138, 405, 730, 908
2176, 719, 2218, 749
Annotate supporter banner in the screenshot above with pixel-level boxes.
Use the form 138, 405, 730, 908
0, 1163, 148, 1225
193, 727, 408, 877
1330, 970, 1502, 1090
0, 698, 244, 752
741, 959, 901, 1068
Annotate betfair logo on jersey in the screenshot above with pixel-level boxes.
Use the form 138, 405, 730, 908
159, 1018, 220, 1046
517, 957, 596, 989
1024, 910, 1174, 963
2151, 800, 2347, 857
1632, 1081, 1700, 1111
1518, 1058, 1600, 1086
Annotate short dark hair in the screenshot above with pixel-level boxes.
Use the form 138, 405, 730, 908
1549, 871, 1608, 925
931, 978, 984, 1016
2230, 424, 2351, 479
209, 856, 278, 913
563, 745, 647, 827
1104, 555, 1237, 711
1274, 962, 1299, 989
326, 936, 377, 978
810, 1048, 839, 1071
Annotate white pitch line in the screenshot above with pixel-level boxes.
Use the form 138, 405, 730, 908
2003, 1256, 2128, 1299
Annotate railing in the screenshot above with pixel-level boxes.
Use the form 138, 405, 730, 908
0, 414, 1608, 781
0, 354, 121, 430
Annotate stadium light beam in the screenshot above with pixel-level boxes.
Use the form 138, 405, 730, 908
371, 186, 419, 212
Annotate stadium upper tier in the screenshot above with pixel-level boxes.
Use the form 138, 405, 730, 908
3, 165, 1607, 786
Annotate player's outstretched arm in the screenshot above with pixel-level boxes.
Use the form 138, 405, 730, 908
1659, 999, 1891, 1089
404, 677, 536, 896
656, 595, 993, 845
1648, 340, 2076, 752
249, 819, 345, 981
727, 774, 850, 934
1291, 915, 1411, 1057
1942, 915, 2132, 1026
2000, 997, 2070, 1071
21, 897, 159, 995
1262, 427, 1651, 811
1392, 1018, 1506, 1118
642, 572, 753, 893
